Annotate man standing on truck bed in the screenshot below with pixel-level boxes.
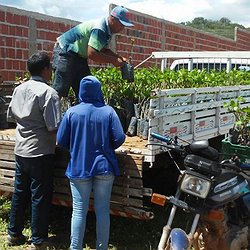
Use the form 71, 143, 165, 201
6, 52, 61, 250
52, 5, 134, 99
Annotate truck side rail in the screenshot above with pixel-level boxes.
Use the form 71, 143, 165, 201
146, 85, 250, 162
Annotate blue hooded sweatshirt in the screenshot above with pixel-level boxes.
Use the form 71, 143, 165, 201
56, 76, 126, 178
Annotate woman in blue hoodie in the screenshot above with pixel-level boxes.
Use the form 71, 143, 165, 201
57, 75, 125, 250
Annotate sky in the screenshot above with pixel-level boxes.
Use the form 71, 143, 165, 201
0, 0, 250, 28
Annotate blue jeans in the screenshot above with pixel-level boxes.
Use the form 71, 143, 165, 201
69, 174, 115, 250
52, 44, 91, 98
8, 154, 54, 245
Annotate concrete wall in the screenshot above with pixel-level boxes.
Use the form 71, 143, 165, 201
0, 3, 250, 84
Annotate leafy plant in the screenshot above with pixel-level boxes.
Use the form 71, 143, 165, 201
15, 72, 30, 85
224, 96, 250, 146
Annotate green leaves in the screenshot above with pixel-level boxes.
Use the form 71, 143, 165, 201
224, 96, 250, 146
92, 66, 250, 115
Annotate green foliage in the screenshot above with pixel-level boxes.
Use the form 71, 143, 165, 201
224, 96, 250, 146
15, 72, 30, 85
182, 17, 248, 39
91, 67, 250, 123
92, 67, 250, 107
0, 196, 11, 221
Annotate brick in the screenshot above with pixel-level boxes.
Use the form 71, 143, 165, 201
13, 60, 19, 70
1, 24, 9, 35
13, 14, 21, 25
5, 59, 13, 69
9, 26, 15, 36
0, 60, 4, 69
7, 48, 15, 58
22, 50, 29, 59
36, 20, 45, 29
0, 11, 5, 22
0, 71, 8, 81
0, 48, 6, 59
22, 27, 29, 37
20, 15, 29, 26
6, 12, 14, 23
9, 71, 17, 81
15, 49, 22, 59
19, 60, 27, 71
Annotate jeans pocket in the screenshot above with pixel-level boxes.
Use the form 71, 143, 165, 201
57, 56, 69, 72
52, 45, 61, 69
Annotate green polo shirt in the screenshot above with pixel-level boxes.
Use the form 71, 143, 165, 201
57, 18, 112, 58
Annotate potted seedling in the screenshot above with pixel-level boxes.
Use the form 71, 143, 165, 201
222, 96, 250, 167
224, 96, 250, 146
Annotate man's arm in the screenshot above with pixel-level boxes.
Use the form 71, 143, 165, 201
88, 46, 126, 67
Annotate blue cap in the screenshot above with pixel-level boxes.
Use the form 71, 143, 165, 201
111, 6, 134, 27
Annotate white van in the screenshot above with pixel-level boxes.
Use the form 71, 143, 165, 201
149, 51, 250, 72
169, 58, 250, 71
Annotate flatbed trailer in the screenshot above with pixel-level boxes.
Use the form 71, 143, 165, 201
0, 129, 154, 220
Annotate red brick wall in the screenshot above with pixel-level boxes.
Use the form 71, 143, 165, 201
0, 5, 77, 84
0, 4, 250, 85
120, 6, 250, 67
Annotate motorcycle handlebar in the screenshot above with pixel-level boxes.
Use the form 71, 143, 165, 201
150, 132, 185, 154
150, 132, 173, 144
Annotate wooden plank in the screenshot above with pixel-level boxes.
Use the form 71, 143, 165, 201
53, 177, 69, 186
115, 176, 143, 188
110, 193, 143, 207
0, 184, 14, 193
0, 177, 14, 186
116, 153, 144, 161
53, 185, 144, 202
53, 181, 144, 199
0, 153, 15, 161
52, 193, 72, 203
119, 168, 143, 178
54, 162, 68, 169
53, 185, 71, 195
0, 144, 15, 150
0, 83, 14, 95
53, 166, 143, 178
52, 191, 143, 208
112, 186, 143, 198
0, 148, 15, 155
53, 176, 143, 189
0, 140, 15, 147
0, 176, 144, 207
0, 160, 15, 169
54, 161, 143, 174
53, 168, 67, 177
0, 168, 15, 177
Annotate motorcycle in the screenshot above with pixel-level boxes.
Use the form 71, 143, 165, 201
149, 132, 250, 250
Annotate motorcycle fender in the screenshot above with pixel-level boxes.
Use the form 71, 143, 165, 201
169, 228, 189, 250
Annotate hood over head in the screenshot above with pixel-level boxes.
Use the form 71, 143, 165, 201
78, 75, 105, 104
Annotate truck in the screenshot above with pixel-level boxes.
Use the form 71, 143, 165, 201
0, 51, 250, 220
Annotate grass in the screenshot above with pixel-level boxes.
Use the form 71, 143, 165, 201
0, 196, 170, 250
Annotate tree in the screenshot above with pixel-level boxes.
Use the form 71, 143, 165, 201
220, 18, 231, 25
181, 17, 247, 39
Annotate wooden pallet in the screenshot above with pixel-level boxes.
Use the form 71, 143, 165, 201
0, 82, 14, 96
0, 139, 153, 220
